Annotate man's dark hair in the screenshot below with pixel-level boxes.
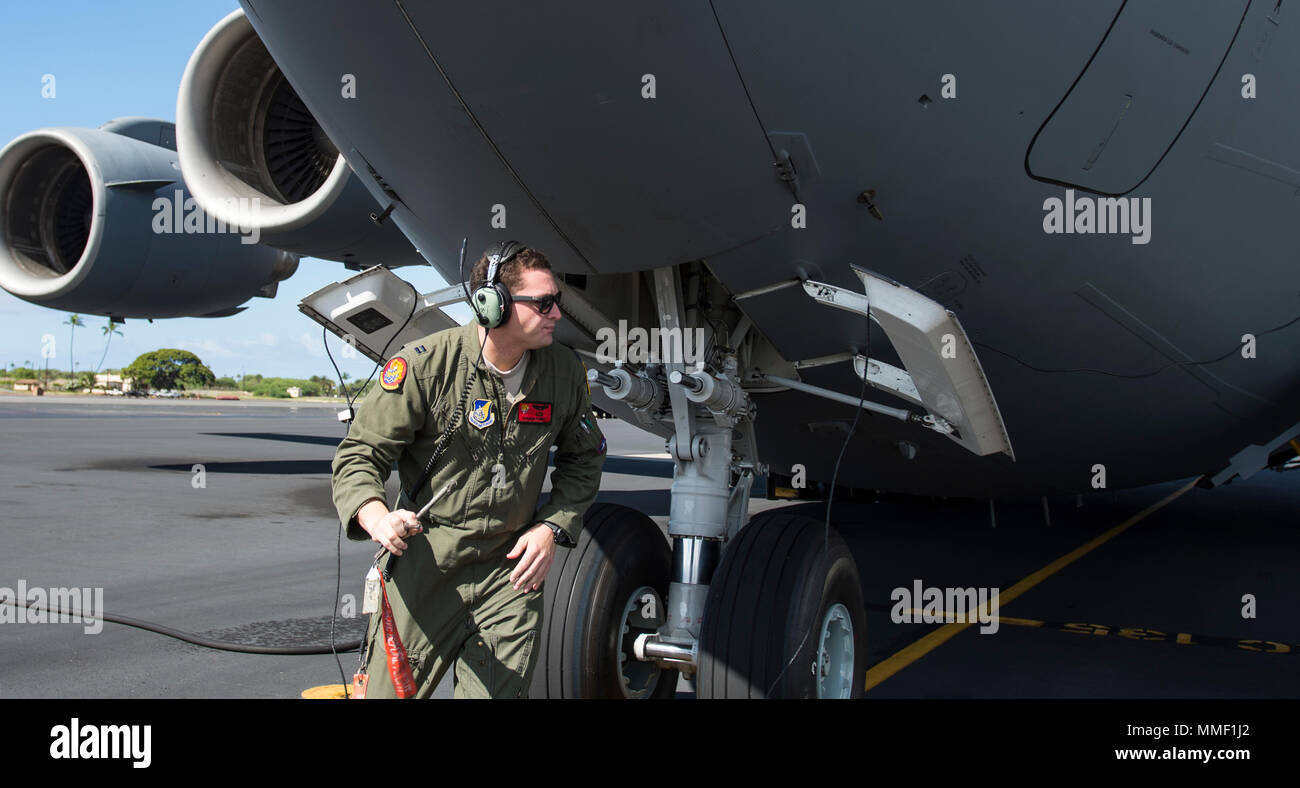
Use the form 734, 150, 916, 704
470, 247, 553, 293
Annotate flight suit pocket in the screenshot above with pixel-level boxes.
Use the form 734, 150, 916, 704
513, 629, 537, 698
455, 627, 538, 698
405, 644, 434, 697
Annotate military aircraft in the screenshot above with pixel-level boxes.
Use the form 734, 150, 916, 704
2, 1, 1297, 698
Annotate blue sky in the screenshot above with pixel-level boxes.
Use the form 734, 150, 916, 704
0, 1, 462, 380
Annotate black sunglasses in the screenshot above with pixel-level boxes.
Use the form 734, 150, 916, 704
514, 292, 562, 314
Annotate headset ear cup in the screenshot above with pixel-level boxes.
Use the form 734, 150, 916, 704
473, 287, 503, 328
474, 240, 523, 328
494, 283, 512, 328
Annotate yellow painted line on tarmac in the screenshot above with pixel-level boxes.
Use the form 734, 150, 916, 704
997, 615, 1045, 628
899, 608, 1044, 628
899, 608, 1296, 655
863, 478, 1200, 692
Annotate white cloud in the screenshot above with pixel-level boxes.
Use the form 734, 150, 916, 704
240, 332, 279, 347
175, 338, 240, 359
292, 331, 326, 359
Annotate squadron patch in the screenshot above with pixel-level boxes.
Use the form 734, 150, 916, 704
380, 357, 408, 391
517, 402, 552, 424
468, 398, 495, 429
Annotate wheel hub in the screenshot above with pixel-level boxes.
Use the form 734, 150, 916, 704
618, 585, 666, 699
814, 602, 854, 698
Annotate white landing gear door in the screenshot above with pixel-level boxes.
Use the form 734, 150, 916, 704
804, 264, 1015, 460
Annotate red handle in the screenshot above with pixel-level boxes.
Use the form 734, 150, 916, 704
380, 582, 417, 698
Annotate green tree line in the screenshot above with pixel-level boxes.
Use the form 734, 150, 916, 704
6, 349, 366, 398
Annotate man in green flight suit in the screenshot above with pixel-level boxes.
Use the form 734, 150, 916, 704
332, 242, 606, 698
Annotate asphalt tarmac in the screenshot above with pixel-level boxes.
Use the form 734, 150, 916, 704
0, 394, 1296, 698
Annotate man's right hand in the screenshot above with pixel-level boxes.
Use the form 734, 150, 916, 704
357, 499, 423, 556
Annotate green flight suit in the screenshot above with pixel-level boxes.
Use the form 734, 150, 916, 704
331, 321, 605, 698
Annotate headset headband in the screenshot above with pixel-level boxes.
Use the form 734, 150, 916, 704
486, 241, 525, 287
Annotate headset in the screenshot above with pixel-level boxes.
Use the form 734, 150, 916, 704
471, 240, 527, 329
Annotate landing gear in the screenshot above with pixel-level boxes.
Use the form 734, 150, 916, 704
697, 512, 866, 698
530, 503, 678, 699
550, 261, 1013, 698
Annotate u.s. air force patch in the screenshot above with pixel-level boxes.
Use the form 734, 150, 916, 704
380, 357, 408, 391
468, 398, 495, 429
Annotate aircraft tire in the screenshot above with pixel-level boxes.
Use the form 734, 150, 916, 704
529, 502, 678, 698
697, 512, 866, 698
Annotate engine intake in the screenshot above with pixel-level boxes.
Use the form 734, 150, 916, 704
176, 9, 421, 266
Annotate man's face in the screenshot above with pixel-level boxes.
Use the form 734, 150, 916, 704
507, 268, 562, 349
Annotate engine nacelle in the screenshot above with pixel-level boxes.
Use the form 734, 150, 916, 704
176, 9, 422, 267
0, 122, 298, 319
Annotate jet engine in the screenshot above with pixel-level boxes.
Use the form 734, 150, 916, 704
175, 9, 422, 267
0, 120, 298, 319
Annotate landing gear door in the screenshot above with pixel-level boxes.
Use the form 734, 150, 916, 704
851, 265, 1014, 460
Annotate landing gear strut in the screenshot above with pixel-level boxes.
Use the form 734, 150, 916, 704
538, 261, 1013, 698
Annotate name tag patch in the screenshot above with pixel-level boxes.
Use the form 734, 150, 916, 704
517, 402, 552, 424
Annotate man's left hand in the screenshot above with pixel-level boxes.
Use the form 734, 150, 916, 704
507, 523, 557, 591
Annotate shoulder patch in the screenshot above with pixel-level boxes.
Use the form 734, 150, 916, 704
380, 357, 408, 391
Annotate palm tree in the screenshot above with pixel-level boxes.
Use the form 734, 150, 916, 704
94, 319, 123, 374
64, 313, 84, 376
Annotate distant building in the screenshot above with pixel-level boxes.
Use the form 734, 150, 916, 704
93, 373, 134, 392
12, 378, 43, 395
286, 387, 302, 398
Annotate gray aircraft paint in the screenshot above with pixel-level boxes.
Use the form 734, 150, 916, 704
148, 1, 1300, 494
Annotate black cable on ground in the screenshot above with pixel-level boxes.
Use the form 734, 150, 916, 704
0, 598, 360, 655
